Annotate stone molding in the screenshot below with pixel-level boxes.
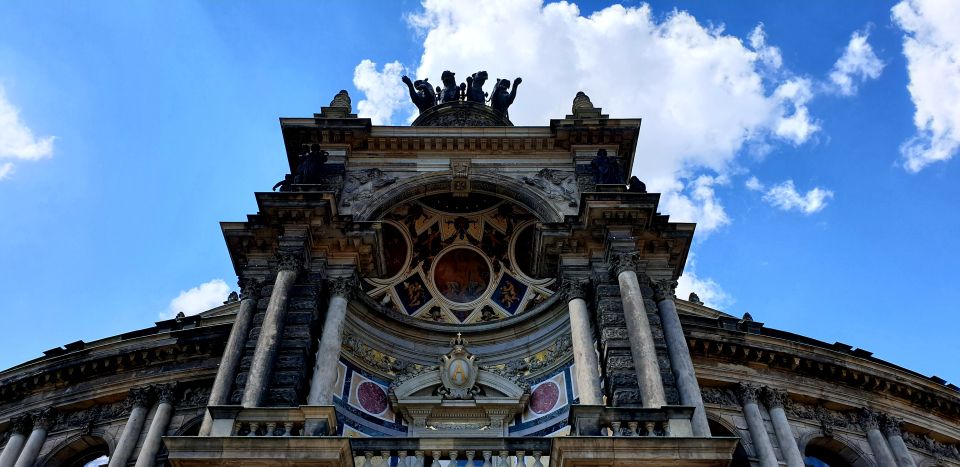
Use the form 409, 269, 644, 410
652, 279, 677, 302
736, 383, 761, 405
859, 407, 882, 431
328, 276, 357, 298
560, 278, 589, 302
611, 252, 641, 276
881, 415, 903, 437
155, 383, 178, 405
276, 251, 304, 272
31, 408, 56, 430
127, 387, 152, 409
9, 414, 32, 435
238, 278, 263, 300
761, 387, 788, 408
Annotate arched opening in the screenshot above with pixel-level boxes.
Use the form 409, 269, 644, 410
42, 435, 110, 467
803, 437, 864, 467
707, 419, 750, 467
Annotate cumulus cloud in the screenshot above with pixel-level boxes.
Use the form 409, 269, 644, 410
160, 279, 230, 319
757, 179, 834, 214
828, 29, 884, 96
353, 59, 408, 125
892, 0, 960, 172
354, 0, 827, 233
0, 85, 54, 180
676, 251, 733, 310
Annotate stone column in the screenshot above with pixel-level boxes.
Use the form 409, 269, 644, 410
762, 388, 803, 467
242, 253, 301, 407
737, 384, 778, 467
134, 385, 176, 467
652, 279, 709, 436
307, 277, 355, 405
611, 252, 666, 408
0, 415, 30, 467
881, 416, 916, 467
107, 388, 152, 467
200, 278, 262, 435
861, 409, 897, 467
13, 409, 54, 467
561, 278, 603, 405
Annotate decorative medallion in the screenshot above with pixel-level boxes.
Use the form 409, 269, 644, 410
439, 333, 480, 400
530, 381, 560, 414
432, 248, 491, 304
356, 381, 389, 415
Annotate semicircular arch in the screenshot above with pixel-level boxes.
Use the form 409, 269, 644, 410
799, 433, 872, 467
40, 433, 112, 467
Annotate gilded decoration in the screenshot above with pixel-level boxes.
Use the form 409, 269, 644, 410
364, 193, 555, 324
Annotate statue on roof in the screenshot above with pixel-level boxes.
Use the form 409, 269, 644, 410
439, 70, 465, 104
491, 77, 522, 118
465, 71, 489, 103
401, 76, 437, 113
590, 148, 623, 184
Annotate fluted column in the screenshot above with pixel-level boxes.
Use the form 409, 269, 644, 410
0, 415, 30, 467
107, 388, 152, 467
561, 278, 603, 405
242, 252, 302, 407
611, 252, 666, 408
737, 384, 778, 467
134, 385, 176, 467
652, 279, 709, 436
881, 416, 916, 467
861, 409, 897, 467
13, 409, 54, 467
200, 278, 262, 435
762, 388, 803, 467
307, 276, 356, 405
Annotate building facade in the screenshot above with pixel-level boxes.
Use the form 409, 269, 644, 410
1, 75, 958, 467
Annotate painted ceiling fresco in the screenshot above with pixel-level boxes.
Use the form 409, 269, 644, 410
363, 193, 556, 324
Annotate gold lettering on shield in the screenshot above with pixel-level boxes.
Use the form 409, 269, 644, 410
452, 361, 467, 385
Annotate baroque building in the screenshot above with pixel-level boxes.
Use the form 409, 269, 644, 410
1, 73, 959, 467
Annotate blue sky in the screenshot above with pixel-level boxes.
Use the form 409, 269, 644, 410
1, 1, 958, 386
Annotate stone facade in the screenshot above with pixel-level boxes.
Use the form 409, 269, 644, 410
0, 86, 957, 467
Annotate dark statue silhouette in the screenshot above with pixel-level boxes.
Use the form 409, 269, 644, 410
400, 69, 521, 119
273, 144, 331, 191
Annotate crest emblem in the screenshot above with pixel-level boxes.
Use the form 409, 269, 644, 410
439, 332, 479, 399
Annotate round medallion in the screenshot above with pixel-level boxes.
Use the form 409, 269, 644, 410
357, 381, 388, 415
446, 356, 473, 387
530, 381, 560, 414
432, 248, 491, 304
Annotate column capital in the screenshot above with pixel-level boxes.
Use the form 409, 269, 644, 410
238, 278, 263, 300
31, 408, 57, 431
881, 415, 903, 437
611, 251, 641, 275
276, 251, 304, 272
652, 279, 678, 302
859, 407, 882, 431
560, 278, 589, 301
328, 276, 357, 298
736, 383, 761, 405
126, 387, 152, 409
9, 413, 32, 435
761, 387, 788, 408
154, 383, 178, 405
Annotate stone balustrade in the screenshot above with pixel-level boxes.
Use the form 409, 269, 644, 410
348, 439, 552, 467
567, 405, 696, 437
205, 405, 337, 437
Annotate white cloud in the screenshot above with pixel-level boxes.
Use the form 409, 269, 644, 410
892, 0, 960, 172
676, 251, 733, 310
353, 59, 408, 125
160, 279, 230, 319
0, 85, 54, 180
761, 179, 834, 214
828, 29, 884, 96
661, 174, 730, 234
356, 0, 824, 233
744, 175, 763, 191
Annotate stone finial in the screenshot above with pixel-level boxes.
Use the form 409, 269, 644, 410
761, 387, 788, 408
741, 312, 754, 322
276, 251, 304, 272
652, 279, 677, 302
127, 387, 152, 409
860, 408, 882, 431
611, 252, 641, 276
155, 383, 178, 405
736, 383, 761, 405
328, 276, 357, 298
238, 278, 263, 300
881, 415, 903, 437
329, 90, 352, 113
31, 408, 57, 430
689, 292, 703, 305
560, 278, 589, 301
572, 91, 594, 113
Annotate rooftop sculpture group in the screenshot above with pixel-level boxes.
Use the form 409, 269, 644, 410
402, 70, 522, 118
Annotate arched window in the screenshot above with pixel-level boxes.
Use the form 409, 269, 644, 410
42, 435, 109, 467
804, 437, 861, 467
707, 419, 750, 467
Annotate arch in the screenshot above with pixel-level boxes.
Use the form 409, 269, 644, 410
705, 414, 750, 467
41, 434, 110, 467
173, 414, 203, 436
800, 435, 872, 467
352, 172, 566, 223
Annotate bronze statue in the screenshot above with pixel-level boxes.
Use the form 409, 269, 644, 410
440, 70, 465, 104
272, 144, 331, 191
401, 76, 436, 113
590, 148, 623, 184
465, 71, 489, 103
491, 77, 522, 117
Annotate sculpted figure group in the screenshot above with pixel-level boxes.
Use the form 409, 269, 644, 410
402, 69, 522, 117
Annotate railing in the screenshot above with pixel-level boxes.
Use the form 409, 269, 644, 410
567, 405, 695, 437
349, 438, 552, 467
206, 405, 337, 437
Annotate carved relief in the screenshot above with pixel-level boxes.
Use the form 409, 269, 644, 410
342, 169, 398, 207
439, 334, 480, 400
560, 278, 588, 302
611, 252, 641, 276
520, 169, 578, 206
652, 279, 677, 302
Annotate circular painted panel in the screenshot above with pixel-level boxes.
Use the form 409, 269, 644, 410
530, 381, 560, 414
433, 248, 491, 303
381, 223, 408, 278
357, 381, 388, 415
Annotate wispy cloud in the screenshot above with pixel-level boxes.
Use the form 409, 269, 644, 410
753, 179, 834, 215
828, 28, 884, 96
160, 279, 230, 319
353, 59, 408, 125
0, 85, 54, 180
